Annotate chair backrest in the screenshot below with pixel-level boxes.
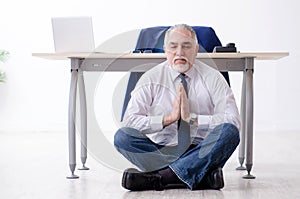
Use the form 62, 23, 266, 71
121, 26, 230, 121
135, 26, 222, 53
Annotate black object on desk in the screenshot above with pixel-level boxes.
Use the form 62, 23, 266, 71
213, 43, 237, 53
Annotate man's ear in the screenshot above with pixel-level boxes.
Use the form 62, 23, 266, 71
195, 44, 199, 53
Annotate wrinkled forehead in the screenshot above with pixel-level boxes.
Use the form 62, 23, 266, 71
166, 29, 195, 44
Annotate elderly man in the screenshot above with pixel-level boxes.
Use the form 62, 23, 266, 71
114, 24, 241, 191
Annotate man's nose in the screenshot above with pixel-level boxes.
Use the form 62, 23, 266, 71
175, 46, 184, 56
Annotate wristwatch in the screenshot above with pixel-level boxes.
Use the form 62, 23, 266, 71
189, 113, 197, 126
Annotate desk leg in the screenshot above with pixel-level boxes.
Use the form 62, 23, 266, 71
243, 63, 256, 179
78, 70, 89, 170
236, 71, 246, 170
67, 69, 79, 179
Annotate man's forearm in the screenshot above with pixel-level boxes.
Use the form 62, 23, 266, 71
162, 113, 178, 127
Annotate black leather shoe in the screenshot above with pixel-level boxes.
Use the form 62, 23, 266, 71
205, 168, 224, 190
122, 168, 163, 191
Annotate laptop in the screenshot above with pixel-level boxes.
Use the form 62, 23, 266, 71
51, 17, 95, 52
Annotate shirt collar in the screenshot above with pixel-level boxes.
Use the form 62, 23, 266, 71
168, 64, 180, 82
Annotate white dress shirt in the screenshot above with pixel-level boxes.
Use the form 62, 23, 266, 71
123, 60, 241, 146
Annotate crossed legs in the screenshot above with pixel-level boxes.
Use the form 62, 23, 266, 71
114, 123, 240, 190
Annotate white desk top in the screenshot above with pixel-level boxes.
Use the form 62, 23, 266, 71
32, 52, 289, 61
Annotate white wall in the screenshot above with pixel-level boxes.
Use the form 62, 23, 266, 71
0, 0, 299, 133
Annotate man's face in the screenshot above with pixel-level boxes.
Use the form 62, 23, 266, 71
164, 28, 199, 73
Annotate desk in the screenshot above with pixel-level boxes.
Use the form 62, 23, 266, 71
32, 52, 289, 179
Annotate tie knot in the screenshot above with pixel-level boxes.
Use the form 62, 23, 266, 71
179, 73, 186, 78
179, 73, 186, 82
179, 73, 187, 84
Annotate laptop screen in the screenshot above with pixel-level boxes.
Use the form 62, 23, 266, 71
51, 17, 95, 53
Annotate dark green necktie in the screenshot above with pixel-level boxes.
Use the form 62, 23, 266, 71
177, 73, 191, 155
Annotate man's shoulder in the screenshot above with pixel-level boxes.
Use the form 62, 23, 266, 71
193, 60, 220, 77
133, 61, 170, 92
192, 60, 228, 88
140, 61, 169, 80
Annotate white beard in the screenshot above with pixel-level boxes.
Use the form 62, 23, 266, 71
172, 63, 190, 73
171, 56, 191, 73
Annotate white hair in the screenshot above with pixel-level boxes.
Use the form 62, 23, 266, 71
164, 24, 198, 46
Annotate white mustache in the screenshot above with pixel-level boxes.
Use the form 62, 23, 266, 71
172, 56, 188, 64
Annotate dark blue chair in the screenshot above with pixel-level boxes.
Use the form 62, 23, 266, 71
121, 26, 230, 121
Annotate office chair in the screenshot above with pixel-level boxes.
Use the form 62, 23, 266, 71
121, 26, 230, 121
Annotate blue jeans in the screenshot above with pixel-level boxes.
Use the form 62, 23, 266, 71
114, 123, 240, 190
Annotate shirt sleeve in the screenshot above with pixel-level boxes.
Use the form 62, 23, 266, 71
122, 84, 164, 134
198, 73, 241, 132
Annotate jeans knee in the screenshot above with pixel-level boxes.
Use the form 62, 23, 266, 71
214, 123, 240, 145
223, 123, 240, 146
114, 128, 129, 149
114, 127, 142, 149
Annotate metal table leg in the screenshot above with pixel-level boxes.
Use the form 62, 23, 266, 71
78, 70, 89, 170
237, 70, 246, 170
67, 68, 79, 179
243, 58, 255, 179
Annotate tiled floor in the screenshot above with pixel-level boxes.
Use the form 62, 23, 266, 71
1, 130, 300, 199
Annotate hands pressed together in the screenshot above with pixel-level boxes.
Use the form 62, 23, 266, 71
163, 84, 190, 127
